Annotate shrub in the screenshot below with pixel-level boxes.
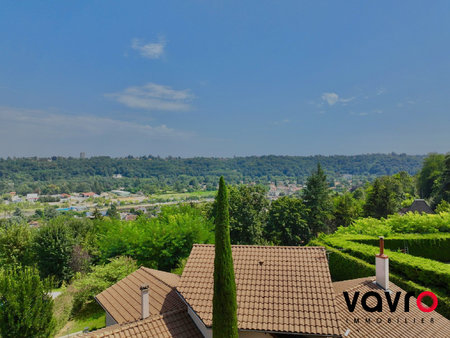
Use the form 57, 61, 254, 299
71, 256, 137, 314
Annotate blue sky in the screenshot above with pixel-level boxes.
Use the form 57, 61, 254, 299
1, 1, 449, 157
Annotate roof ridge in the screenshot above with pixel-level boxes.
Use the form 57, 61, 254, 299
335, 277, 376, 295
193, 243, 325, 249
140, 266, 180, 289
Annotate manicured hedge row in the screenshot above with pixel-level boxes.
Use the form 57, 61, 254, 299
319, 236, 450, 293
349, 234, 450, 262
335, 212, 450, 236
309, 239, 450, 319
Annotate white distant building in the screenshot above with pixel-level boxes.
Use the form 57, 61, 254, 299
113, 174, 123, 179
26, 193, 39, 202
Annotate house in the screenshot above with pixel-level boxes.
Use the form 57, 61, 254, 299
26, 193, 39, 202
85, 242, 450, 338
82, 192, 97, 198
399, 199, 434, 215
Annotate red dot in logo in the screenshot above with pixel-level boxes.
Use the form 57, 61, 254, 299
416, 291, 438, 312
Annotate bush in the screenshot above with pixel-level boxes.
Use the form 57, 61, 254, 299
319, 235, 450, 292
310, 239, 450, 319
0, 266, 56, 337
336, 212, 450, 236
96, 204, 213, 270
71, 256, 137, 314
350, 233, 450, 262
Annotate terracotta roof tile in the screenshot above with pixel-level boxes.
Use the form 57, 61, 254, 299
177, 244, 341, 336
95, 267, 185, 324
84, 309, 202, 338
333, 277, 450, 338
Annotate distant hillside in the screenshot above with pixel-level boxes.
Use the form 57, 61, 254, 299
0, 154, 426, 195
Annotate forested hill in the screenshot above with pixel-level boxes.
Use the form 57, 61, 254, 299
0, 154, 425, 183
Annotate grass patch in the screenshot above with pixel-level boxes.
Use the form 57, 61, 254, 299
56, 303, 105, 336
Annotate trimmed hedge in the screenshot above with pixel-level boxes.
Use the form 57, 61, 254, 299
309, 239, 450, 319
349, 234, 450, 262
335, 212, 450, 236
319, 236, 450, 292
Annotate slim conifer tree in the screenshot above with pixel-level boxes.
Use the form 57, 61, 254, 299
212, 177, 238, 337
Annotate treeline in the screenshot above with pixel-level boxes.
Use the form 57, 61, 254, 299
0, 153, 425, 194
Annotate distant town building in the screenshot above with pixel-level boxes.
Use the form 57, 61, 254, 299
113, 174, 123, 179
26, 193, 39, 202
111, 190, 131, 197
80, 152, 86, 159
81, 192, 96, 198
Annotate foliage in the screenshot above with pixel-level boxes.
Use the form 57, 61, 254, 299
266, 196, 310, 245
34, 221, 75, 284
302, 163, 333, 235
335, 212, 450, 236
308, 239, 450, 319
0, 154, 426, 195
0, 266, 55, 337
96, 204, 213, 270
436, 200, 450, 213
417, 153, 445, 199
106, 204, 119, 219
227, 184, 268, 244
332, 193, 362, 228
319, 235, 450, 291
212, 177, 238, 337
363, 176, 403, 218
71, 256, 137, 314
0, 223, 34, 266
348, 233, 450, 262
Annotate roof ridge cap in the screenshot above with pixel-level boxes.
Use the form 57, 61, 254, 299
140, 266, 180, 289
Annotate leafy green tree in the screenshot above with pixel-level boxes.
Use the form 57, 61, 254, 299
333, 193, 361, 228
34, 222, 74, 284
212, 177, 238, 337
92, 207, 103, 220
106, 204, 120, 219
435, 200, 450, 213
436, 154, 450, 205
228, 185, 268, 244
72, 256, 137, 313
0, 223, 34, 266
363, 176, 402, 218
0, 266, 55, 338
302, 163, 333, 236
417, 153, 445, 199
13, 207, 23, 218
266, 196, 310, 245
43, 206, 58, 220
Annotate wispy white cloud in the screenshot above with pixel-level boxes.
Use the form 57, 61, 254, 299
106, 83, 194, 112
350, 109, 383, 116
273, 119, 290, 125
0, 106, 191, 141
131, 37, 165, 59
376, 87, 386, 96
321, 92, 355, 106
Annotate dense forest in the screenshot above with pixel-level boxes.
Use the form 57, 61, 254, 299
0, 153, 426, 194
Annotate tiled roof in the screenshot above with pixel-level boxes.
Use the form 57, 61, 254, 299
95, 267, 185, 324
85, 309, 202, 338
177, 244, 341, 336
333, 277, 450, 338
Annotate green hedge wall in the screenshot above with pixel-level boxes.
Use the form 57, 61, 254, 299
319, 236, 450, 293
350, 234, 450, 262
309, 239, 450, 319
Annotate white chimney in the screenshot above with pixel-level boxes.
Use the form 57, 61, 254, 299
140, 285, 149, 319
375, 236, 389, 290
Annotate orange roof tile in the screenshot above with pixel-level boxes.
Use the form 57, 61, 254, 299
333, 277, 450, 338
177, 244, 341, 336
84, 309, 202, 338
95, 267, 185, 324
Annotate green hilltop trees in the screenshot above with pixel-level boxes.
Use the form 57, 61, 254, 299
212, 177, 238, 337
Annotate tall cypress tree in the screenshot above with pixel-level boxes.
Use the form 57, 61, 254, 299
213, 177, 238, 337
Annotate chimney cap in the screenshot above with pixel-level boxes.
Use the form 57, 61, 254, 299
140, 284, 149, 291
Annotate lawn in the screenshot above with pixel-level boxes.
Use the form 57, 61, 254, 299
56, 303, 105, 336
